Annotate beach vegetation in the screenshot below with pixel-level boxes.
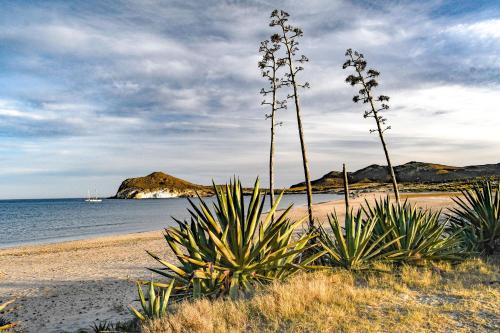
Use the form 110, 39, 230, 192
141, 258, 500, 333
90, 319, 140, 333
318, 209, 401, 270
129, 280, 175, 321
147, 178, 323, 299
447, 181, 500, 255
363, 197, 464, 262
90, 320, 114, 333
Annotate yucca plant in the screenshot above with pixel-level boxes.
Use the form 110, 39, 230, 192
0, 300, 17, 331
129, 279, 174, 321
318, 209, 400, 270
447, 181, 500, 255
363, 197, 464, 262
148, 178, 323, 299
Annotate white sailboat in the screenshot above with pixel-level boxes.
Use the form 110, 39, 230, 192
85, 189, 102, 202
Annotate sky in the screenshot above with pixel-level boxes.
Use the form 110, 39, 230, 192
0, 0, 499, 199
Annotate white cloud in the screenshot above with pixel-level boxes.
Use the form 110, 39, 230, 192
449, 19, 500, 39
1, 0, 500, 198
0, 108, 46, 120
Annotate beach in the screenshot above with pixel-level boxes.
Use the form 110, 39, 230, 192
0, 192, 459, 333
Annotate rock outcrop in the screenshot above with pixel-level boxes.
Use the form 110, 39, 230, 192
290, 161, 500, 189
114, 172, 213, 199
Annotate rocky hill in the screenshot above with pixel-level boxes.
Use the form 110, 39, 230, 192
290, 161, 500, 189
114, 172, 213, 199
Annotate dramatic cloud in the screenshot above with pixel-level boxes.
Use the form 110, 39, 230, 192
0, 0, 499, 198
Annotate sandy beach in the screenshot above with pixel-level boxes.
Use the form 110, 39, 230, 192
0, 192, 459, 333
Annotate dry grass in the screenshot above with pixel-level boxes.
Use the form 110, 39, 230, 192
142, 258, 499, 333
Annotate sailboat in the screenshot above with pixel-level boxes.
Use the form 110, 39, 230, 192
85, 189, 102, 202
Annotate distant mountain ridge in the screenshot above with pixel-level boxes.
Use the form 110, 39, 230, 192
114, 172, 213, 199
290, 161, 500, 189
115, 161, 500, 199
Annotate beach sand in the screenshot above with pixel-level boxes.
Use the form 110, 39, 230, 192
0, 192, 459, 333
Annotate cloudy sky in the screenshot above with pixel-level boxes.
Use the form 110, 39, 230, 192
0, 0, 499, 199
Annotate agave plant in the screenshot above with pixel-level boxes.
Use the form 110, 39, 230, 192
91, 320, 113, 333
129, 279, 174, 321
148, 178, 322, 299
318, 209, 400, 270
447, 181, 500, 255
91, 319, 139, 333
0, 300, 17, 331
363, 197, 463, 262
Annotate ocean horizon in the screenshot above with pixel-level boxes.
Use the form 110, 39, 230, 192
0, 193, 342, 249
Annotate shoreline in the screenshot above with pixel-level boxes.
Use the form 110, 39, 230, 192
0, 193, 337, 251
0, 191, 459, 252
0, 229, 165, 255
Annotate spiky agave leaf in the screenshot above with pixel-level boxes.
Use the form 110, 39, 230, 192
363, 197, 464, 262
148, 177, 321, 299
318, 209, 401, 270
447, 181, 500, 255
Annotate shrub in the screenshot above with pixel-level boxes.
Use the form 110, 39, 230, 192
447, 181, 500, 255
129, 280, 175, 321
318, 209, 401, 270
363, 197, 464, 262
147, 178, 322, 299
91, 318, 139, 333
90, 320, 113, 333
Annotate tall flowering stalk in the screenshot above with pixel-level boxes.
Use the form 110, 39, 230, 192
343, 49, 400, 204
259, 39, 287, 216
270, 9, 314, 227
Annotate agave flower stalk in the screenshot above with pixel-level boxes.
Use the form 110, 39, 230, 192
259, 39, 287, 217
270, 9, 314, 227
343, 163, 350, 212
343, 49, 400, 205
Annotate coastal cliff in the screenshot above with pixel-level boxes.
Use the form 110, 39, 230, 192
114, 172, 213, 199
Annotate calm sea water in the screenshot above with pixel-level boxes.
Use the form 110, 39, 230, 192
0, 193, 342, 248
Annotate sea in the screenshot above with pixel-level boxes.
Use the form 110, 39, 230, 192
0, 193, 342, 249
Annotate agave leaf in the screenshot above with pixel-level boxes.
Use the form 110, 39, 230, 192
206, 228, 238, 266
261, 191, 286, 229
0, 323, 17, 331
147, 251, 189, 278
138, 281, 147, 310
0, 299, 15, 312
128, 304, 146, 321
